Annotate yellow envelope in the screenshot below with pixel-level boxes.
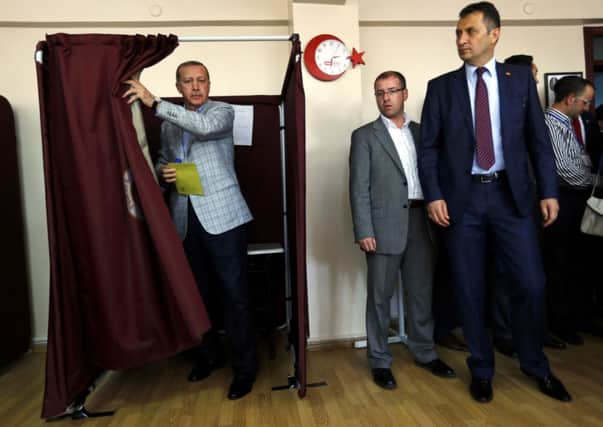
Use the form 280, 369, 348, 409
167, 162, 204, 195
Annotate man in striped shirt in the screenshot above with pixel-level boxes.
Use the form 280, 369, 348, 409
542, 76, 596, 346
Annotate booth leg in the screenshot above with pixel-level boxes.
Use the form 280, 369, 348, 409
45, 383, 116, 422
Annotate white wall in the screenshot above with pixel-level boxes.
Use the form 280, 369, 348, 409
1, 0, 289, 343
292, 1, 367, 343
2, 0, 603, 345
300, 1, 602, 343
358, 0, 603, 21
359, 25, 587, 124
2, 0, 288, 22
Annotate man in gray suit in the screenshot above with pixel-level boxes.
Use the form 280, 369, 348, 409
124, 61, 256, 400
349, 71, 455, 389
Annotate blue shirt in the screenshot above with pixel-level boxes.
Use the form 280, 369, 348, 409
465, 57, 505, 174
179, 103, 207, 162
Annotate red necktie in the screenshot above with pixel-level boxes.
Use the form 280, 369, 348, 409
475, 67, 495, 169
572, 117, 584, 145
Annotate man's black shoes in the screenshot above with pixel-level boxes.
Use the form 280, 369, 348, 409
493, 339, 517, 358
188, 361, 213, 382
470, 377, 493, 403
543, 333, 567, 349
538, 374, 572, 402
437, 333, 469, 352
522, 369, 572, 402
372, 368, 397, 389
228, 376, 255, 400
415, 359, 456, 378
553, 329, 584, 346
187, 357, 226, 382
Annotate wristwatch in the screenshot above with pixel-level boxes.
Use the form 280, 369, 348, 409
151, 96, 162, 111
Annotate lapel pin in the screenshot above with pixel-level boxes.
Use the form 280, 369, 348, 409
505, 71, 511, 76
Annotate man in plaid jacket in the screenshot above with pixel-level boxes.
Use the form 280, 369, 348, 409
124, 60, 256, 400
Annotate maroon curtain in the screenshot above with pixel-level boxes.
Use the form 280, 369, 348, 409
0, 96, 31, 367
35, 33, 210, 418
281, 38, 308, 397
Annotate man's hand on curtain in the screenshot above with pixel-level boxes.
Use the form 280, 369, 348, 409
123, 79, 155, 108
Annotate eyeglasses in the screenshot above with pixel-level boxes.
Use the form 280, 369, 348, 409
374, 88, 404, 98
576, 97, 592, 107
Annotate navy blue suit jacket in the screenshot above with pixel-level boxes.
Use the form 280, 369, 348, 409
419, 62, 558, 223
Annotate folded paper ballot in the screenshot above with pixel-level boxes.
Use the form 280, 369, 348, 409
167, 162, 204, 195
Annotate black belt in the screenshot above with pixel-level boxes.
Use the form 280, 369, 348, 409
409, 199, 425, 208
471, 170, 506, 183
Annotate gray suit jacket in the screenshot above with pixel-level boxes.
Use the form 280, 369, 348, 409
349, 117, 431, 255
155, 99, 252, 238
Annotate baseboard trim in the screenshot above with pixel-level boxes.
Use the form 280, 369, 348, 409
28, 335, 374, 353
31, 337, 47, 353
307, 336, 367, 351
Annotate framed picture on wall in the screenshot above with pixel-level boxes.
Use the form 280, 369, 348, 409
544, 72, 583, 108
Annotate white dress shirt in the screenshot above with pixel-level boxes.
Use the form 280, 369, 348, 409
381, 113, 424, 200
465, 57, 505, 174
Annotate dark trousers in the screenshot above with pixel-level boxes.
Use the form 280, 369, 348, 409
433, 249, 461, 342
490, 198, 543, 342
183, 202, 256, 378
442, 177, 549, 379
490, 256, 513, 342
542, 186, 594, 334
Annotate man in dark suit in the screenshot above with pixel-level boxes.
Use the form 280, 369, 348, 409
418, 2, 571, 403
489, 54, 566, 357
350, 71, 455, 390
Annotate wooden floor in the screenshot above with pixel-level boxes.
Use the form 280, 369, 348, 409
1, 334, 602, 426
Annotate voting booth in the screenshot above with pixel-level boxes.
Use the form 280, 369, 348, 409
35, 33, 307, 419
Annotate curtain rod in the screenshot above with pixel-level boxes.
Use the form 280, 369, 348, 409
35, 34, 299, 63
178, 34, 297, 42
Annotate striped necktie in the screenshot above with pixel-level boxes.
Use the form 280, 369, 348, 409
475, 67, 495, 170
572, 117, 584, 146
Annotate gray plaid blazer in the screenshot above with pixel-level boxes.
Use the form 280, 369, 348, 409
155, 99, 252, 238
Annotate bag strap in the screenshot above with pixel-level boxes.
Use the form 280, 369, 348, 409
591, 172, 600, 197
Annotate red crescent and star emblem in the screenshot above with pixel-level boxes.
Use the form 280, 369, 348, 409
348, 48, 366, 68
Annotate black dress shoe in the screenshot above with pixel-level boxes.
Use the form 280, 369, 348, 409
521, 369, 572, 402
493, 339, 517, 358
187, 355, 227, 382
187, 361, 212, 382
554, 330, 584, 346
437, 333, 469, 352
538, 374, 572, 402
470, 377, 493, 403
543, 333, 566, 349
371, 368, 397, 390
415, 358, 456, 378
228, 376, 254, 400
580, 323, 603, 338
